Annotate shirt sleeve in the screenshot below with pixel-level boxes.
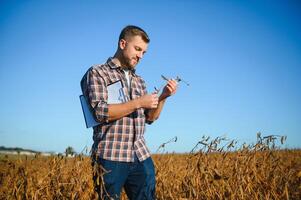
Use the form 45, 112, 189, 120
86, 68, 109, 124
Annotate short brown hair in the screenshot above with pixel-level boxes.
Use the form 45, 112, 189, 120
119, 25, 150, 43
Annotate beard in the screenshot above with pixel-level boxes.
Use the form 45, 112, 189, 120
121, 54, 138, 70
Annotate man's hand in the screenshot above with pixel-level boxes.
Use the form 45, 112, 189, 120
107, 93, 158, 122
145, 79, 178, 122
160, 79, 178, 100
138, 93, 159, 109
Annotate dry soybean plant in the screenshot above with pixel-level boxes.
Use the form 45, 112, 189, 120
0, 133, 300, 200
154, 133, 301, 200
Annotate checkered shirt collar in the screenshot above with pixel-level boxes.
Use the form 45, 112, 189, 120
107, 57, 137, 75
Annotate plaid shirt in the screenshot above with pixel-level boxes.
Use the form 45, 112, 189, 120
81, 58, 152, 162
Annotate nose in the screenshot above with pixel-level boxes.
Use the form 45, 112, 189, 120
137, 51, 143, 59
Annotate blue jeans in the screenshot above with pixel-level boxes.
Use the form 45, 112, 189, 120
93, 154, 156, 200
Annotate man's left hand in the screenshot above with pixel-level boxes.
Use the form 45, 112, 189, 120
160, 79, 178, 100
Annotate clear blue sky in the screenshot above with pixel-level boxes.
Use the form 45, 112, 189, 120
1, 0, 300, 153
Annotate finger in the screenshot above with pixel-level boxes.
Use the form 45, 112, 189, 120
168, 85, 177, 94
154, 97, 159, 103
166, 85, 173, 92
171, 80, 178, 87
167, 80, 177, 88
167, 82, 176, 89
169, 79, 177, 85
152, 93, 159, 97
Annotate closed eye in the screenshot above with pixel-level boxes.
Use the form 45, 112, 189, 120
135, 46, 147, 55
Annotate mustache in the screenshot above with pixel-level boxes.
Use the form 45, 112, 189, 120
133, 57, 140, 63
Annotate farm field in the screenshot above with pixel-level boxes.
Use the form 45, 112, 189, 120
0, 136, 300, 200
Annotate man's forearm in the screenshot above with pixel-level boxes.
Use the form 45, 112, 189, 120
146, 79, 178, 122
107, 93, 162, 122
146, 96, 167, 122
108, 99, 140, 122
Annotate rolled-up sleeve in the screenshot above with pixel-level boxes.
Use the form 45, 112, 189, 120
86, 68, 109, 123
145, 110, 154, 125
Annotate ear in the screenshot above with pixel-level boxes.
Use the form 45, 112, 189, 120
119, 39, 127, 50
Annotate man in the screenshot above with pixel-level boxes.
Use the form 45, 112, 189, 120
80, 25, 178, 200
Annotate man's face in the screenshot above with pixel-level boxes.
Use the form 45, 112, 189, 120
120, 35, 148, 69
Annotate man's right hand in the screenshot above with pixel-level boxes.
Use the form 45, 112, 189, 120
138, 93, 159, 109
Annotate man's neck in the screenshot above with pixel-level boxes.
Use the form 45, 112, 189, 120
111, 56, 122, 67
111, 54, 132, 71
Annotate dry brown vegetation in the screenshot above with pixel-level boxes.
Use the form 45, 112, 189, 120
0, 134, 300, 200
